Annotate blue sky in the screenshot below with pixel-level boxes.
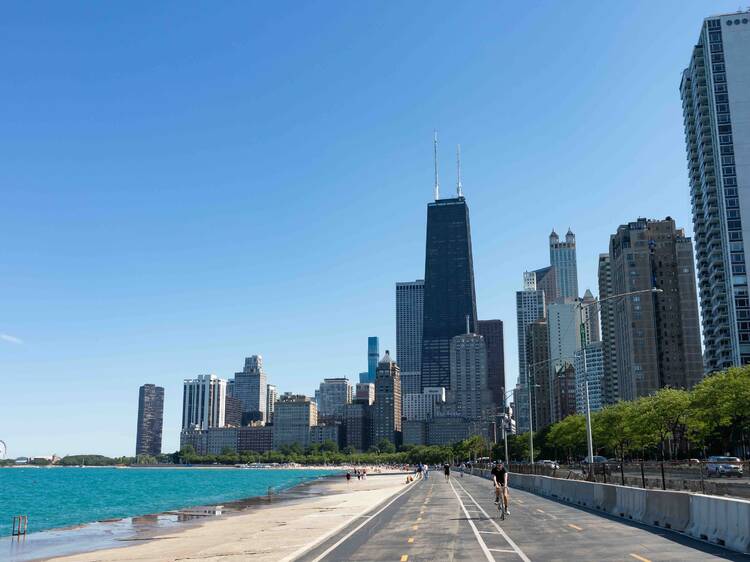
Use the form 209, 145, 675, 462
1, 1, 741, 457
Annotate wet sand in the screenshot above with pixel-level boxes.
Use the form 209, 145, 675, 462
36, 471, 410, 562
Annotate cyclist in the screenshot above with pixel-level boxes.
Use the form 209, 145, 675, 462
491, 460, 509, 515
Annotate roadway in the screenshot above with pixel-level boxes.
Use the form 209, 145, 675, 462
294, 472, 749, 562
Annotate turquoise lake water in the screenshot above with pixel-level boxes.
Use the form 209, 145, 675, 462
0, 467, 339, 536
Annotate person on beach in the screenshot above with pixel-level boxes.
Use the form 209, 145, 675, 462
346, 472, 351, 483
424, 464, 429, 480
443, 463, 450, 481
460, 462, 465, 478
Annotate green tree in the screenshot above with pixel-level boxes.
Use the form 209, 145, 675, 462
546, 415, 586, 462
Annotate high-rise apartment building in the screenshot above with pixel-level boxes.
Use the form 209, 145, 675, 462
316, 378, 352, 418
525, 320, 551, 430
531, 266, 558, 309
402, 387, 446, 421
355, 382, 375, 405
272, 394, 317, 449
550, 229, 579, 300
515, 273, 546, 433
182, 374, 227, 430
135, 384, 164, 457
372, 351, 402, 446
580, 289, 601, 344
681, 12, 750, 370
344, 402, 370, 452
547, 300, 583, 423
598, 253, 619, 404
552, 364, 577, 421
476, 319, 505, 412
234, 355, 267, 423
421, 195, 478, 391
449, 331, 491, 421
396, 280, 424, 373
609, 218, 703, 399
573, 341, 604, 414
224, 395, 243, 427
266, 384, 277, 424
400, 372, 422, 395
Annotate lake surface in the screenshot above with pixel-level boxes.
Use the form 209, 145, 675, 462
0, 466, 339, 536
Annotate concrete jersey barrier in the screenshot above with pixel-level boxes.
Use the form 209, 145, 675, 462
469, 468, 750, 555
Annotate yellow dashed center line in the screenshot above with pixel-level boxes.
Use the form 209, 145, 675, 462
629, 555, 651, 562
407, 537, 414, 543
417, 517, 422, 522
400, 556, 409, 562
568, 524, 583, 531
412, 524, 419, 531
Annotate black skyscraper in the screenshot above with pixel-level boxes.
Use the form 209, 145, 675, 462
421, 196, 478, 390
136, 384, 164, 457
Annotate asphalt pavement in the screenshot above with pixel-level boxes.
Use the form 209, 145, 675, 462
293, 472, 750, 562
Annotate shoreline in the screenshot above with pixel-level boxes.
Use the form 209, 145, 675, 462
41, 470, 410, 562
2, 469, 349, 562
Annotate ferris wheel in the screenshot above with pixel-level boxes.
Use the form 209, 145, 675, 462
0, 440, 6, 460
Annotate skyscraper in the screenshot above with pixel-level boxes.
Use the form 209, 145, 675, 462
135, 384, 164, 457
598, 253, 619, 405
372, 350, 402, 446
421, 195, 478, 390
526, 320, 551, 431
549, 229, 579, 300
272, 394, 317, 449
234, 355, 267, 424
182, 374, 227, 430
681, 12, 750, 370
396, 279, 424, 381
476, 319, 505, 412
515, 273, 546, 433
547, 300, 583, 423
609, 218, 703, 399
266, 384, 277, 424
449, 331, 491, 421
574, 341, 604, 414
316, 378, 352, 418
367, 337, 380, 383
531, 266, 558, 309
580, 289, 600, 344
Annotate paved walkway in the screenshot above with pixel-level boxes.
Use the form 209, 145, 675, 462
295, 472, 749, 562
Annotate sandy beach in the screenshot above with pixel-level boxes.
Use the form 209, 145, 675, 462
46, 471, 412, 562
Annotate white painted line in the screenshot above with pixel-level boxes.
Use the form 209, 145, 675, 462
489, 549, 517, 553
283, 475, 421, 562
449, 479, 496, 562
454, 479, 532, 562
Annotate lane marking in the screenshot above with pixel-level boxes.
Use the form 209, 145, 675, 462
479, 530, 501, 534
536, 509, 545, 514
407, 537, 414, 544
568, 524, 583, 532
292, 476, 421, 562
453, 479, 532, 562
448, 479, 495, 562
417, 517, 422, 521
412, 525, 419, 531
400, 556, 408, 562
489, 549, 517, 553
629, 555, 651, 562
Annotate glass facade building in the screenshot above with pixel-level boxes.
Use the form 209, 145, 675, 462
421, 197, 478, 390
681, 12, 750, 370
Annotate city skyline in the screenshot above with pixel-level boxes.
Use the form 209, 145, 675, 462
3, 1, 744, 457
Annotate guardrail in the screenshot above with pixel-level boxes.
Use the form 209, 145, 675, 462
467, 467, 750, 554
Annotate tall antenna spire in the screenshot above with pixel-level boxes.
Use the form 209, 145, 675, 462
433, 131, 440, 200
456, 144, 463, 197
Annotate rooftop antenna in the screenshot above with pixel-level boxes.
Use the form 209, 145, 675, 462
433, 131, 440, 200
456, 144, 463, 197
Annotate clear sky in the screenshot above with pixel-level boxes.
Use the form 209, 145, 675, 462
1, 1, 742, 457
